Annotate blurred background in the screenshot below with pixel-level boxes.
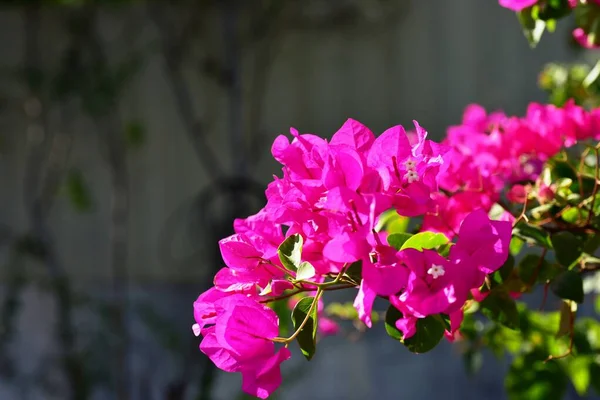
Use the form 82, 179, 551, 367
0, 1, 598, 399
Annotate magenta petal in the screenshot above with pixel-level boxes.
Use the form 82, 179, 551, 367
241, 348, 292, 399
219, 234, 263, 271
362, 262, 407, 296
199, 328, 241, 373
367, 125, 412, 169
323, 232, 368, 263
498, 0, 537, 11
330, 118, 375, 151
353, 280, 376, 328
270, 279, 294, 296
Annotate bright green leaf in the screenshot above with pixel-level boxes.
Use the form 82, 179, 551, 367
291, 296, 318, 360
561, 207, 586, 224
505, 351, 568, 400
551, 232, 583, 267
510, 237, 524, 256
400, 232, 449, 252
376, 209, 409, 233
387, 233, 412, 251
384, 305, 403, 341
551, 270, 584, 304
480, 290, 520, 330
295, 262, 315, 281
278, 234, 303, 271
325, 302, 358, 320
564, 356, 592, 396
403, 315, 445, 354
517, 8, 546, 48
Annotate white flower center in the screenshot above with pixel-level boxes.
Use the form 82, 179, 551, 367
427, 264, 445, 279
404, 170, 419, 183
404, 159, 417, 170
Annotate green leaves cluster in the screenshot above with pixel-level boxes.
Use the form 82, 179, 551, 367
516, 0, 573, 48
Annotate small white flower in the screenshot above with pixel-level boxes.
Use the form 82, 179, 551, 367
192, 323, 201, 337
404, 170, 419, 183
427, 264, 445, 279
404, 159, 417, 170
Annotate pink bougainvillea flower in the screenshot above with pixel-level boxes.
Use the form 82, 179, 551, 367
329, 118, 376, 153
451, 209, 512, 275
318, 316, 340, 336
241, 348, 292, 400
395, 248, 477, 318
199, 294, 290, 398
219, 234, 265, 271
498, 0, 537, 11
354, 280, 377, 328
193, 288, 229, 336
507, 184, 528, 204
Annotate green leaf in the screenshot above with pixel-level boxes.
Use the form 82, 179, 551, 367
270, 299, 291, 337
596, 296, 600, 314
376, 209, 409, 233
583, 234, 600, 254
510, 237, 524, 256
551, 270, 584, 303
278, 234, 303, 271
295, 262, 315, 281
384, 305, 403, 341
480, 290, 520, 330
518, 254, 560, 286
517, 8, 546, 48
505, 351, 568, 400
513, 222, 552, 248
259, 282, 272, 296
325, 302, 358, 320
387, 233, 412, 251
344, 261, 362, 283
565, 356, 592, 396
551, 232, 583, 267
291, 296, 318, 360
403, 315, 445, 354
561, 207, 587, 224
492, 255, 515, 286
400, 232, 449, 252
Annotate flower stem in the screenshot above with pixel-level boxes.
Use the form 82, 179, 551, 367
273, 287, 323, 343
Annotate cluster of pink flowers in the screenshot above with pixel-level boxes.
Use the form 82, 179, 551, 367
499, 0, 600, 49
424, 101, 600, 238
193, 118, 516, 398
